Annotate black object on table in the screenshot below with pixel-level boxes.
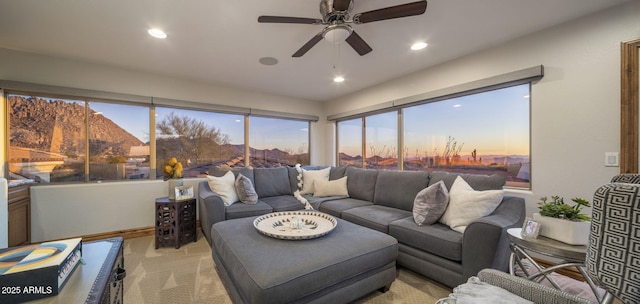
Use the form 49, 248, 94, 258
26, 237, 126, 304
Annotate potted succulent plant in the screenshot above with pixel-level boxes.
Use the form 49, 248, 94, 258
532, 196, 591, 245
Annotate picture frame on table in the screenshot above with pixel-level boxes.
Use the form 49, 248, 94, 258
521, 217, 540, 239
175, 185, 194, 201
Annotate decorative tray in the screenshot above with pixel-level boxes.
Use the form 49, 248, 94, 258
253, 211, 338, 240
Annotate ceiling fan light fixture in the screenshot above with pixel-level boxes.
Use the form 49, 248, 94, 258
323, 24, 352, 43
260, 0, 428, 57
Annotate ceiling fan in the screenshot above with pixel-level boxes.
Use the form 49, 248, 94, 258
258, 0, 428, 57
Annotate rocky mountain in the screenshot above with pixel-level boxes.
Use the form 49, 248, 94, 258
9, 95, 143, 158
339, 152, 362, 161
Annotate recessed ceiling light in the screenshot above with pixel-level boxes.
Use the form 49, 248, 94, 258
334, 76, 345, 83
453, 104, 462, 108
148, 28, 167, 39
411, 42, 428, 50
259, 57, 278, 66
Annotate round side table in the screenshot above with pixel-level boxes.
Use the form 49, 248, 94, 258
507, 228, 603, 302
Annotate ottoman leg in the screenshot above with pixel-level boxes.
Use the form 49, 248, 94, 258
379, 283, 392, 293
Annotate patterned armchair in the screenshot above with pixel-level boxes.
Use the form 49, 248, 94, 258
587, 183, 640, 304
460, 182, 640, 304
610, 173, 640, 183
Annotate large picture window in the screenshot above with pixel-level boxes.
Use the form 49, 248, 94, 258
8, 94, 87, 182
366, 112, 398, 170
88, 101, 150, 181
404, 84, 530, 188
337, 118, 363, 167
249, 117, 310, 167
336, 83, 530, 188
155, 108, 244, 177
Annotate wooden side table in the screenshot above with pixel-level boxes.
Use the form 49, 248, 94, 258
155, 197, 197, 249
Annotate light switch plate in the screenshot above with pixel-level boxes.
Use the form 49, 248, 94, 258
605, 152, 619, 167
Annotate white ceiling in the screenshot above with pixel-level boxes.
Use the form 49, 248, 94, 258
0, 0, 630, 102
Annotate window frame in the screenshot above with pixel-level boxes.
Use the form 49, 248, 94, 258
154, 107, 247, 178
2, 83, 316, 183
334, 69, 539, 189
620, 39, 640, 173
249, 116, 311, 167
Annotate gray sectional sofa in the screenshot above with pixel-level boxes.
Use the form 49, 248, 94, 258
198, 166, 525, 288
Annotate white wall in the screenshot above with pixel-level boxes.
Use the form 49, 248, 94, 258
324, 1, 640, 216
0, 48, 326, 242
29, 179, 201, 242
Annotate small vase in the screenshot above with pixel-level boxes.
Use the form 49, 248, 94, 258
532, 213, 591, 245
168, 179, 184, 200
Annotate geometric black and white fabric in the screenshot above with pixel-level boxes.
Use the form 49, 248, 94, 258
610, 174, 640, 184
587, 183, 640, 304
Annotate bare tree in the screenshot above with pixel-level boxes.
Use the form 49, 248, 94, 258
432, 136, 464, 167
369, 144, 389, 167
157, 112, 230, 166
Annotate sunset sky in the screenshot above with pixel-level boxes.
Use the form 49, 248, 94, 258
339, 84, 530, 158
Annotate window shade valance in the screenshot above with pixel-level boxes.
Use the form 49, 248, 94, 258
327, 65, 544, 121
1, 80, 319, 122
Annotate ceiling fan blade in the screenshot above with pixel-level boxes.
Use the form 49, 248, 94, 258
333, 0, 352, 11
345, 31, 372, 56
353, 0, 427, 24
258, 16, 322, 24
292, 33, 324, 57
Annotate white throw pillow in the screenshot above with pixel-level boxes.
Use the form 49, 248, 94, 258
207, 170, 239, 206
313, 176, 349, 197
439, 176, 503, 233
300, 167, 330, 195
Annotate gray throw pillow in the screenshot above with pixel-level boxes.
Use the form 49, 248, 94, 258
235, 173, 258, 204
413, 180, 450, 226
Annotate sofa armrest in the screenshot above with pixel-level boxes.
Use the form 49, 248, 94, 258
477, 269, 595, 304
462, 196, 525, 279
198, 180, 226, 245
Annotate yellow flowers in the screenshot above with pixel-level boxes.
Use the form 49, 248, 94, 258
164, 157, 184, 180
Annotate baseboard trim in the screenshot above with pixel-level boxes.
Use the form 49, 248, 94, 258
80, 226, 156, 242
53, 221, 201, 243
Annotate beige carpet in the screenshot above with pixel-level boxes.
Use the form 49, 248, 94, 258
122, 232, 452, 304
